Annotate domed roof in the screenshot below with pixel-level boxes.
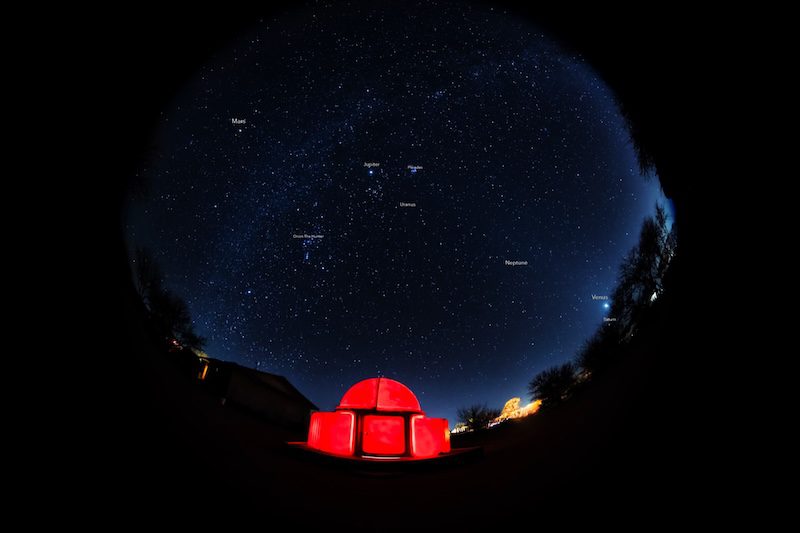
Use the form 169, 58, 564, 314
337, 377, 422, 413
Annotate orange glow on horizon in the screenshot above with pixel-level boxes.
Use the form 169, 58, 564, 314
493, 398, 542, 424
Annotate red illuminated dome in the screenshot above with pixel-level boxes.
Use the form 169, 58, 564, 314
304, 377, 450, 460
338, 377, 422, 413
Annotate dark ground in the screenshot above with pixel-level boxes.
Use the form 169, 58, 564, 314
82, 4, 723, 526
101, 262, 706, 528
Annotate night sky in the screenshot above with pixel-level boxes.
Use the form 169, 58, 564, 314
126, 0, 666, 425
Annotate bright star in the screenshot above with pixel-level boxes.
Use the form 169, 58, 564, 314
603, 302, 609, 309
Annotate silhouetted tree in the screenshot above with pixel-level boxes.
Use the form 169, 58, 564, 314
657, 207, 677, 290
528, 363, 576, 407
610, 203, 675, 338
577, 321, 622, 375
149, 288, 190, 337
133, 247, 162, 309
611, 247, 639, 330
179, 329, 207, 351
132, 247, 206, 351
457, 404, 501, 431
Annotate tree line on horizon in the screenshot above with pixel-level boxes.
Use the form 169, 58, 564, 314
458, 204, 677, 430
133, 247, 207, 351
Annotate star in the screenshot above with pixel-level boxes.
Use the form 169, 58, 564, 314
126, 1, 670, 425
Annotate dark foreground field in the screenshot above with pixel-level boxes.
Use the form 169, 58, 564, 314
94, 279, 711, 529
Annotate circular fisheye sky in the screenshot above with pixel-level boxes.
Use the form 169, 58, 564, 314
125, 0, 668, 424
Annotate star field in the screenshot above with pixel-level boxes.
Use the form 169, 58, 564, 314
126, 1, 666, 424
